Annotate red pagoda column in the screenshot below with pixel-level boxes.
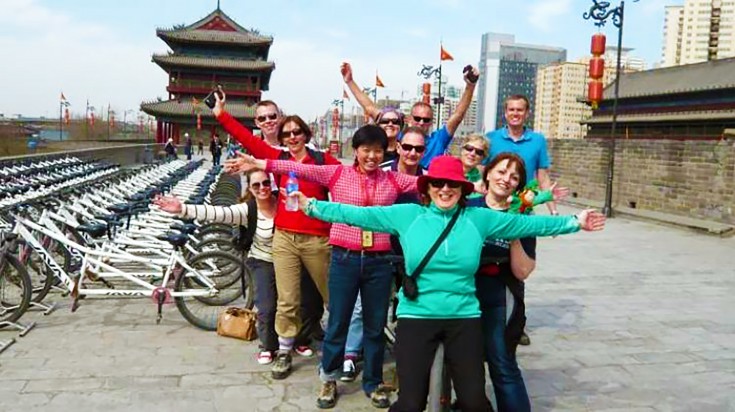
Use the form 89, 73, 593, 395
156, 120, 163, 143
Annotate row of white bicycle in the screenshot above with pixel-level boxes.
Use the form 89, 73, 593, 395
1, 156, 250, 354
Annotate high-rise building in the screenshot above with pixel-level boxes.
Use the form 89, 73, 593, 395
661, 0, 735, 67
477, 32, 565, 133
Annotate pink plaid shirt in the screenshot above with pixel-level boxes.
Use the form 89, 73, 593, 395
266, 160, 418, 251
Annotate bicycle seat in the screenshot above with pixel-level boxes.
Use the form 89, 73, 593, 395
156, 232, 188, 248
125, 193, 148, 202
169, 222, 197, 235
76, 222, 108, 238
108, 203, 131, 214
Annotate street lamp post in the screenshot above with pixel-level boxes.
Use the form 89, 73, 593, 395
583, 0, 637, 218
418, 65, 443, 126
332, 98, 344, 149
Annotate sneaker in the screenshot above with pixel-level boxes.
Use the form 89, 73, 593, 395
294, 345, 314, 357
256, 351, 274, 365
316, 381, 338, 409
367, 385, 391, 409
340, 359, 357, 382
271, 352, 292, 380
519, 331, 531, 346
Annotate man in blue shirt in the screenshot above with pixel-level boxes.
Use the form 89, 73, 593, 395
341, 62, 479, 169
484, 94, 558, 215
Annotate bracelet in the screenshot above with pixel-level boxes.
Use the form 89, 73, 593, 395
550, 211, 559, 216
304, 198, 317, 215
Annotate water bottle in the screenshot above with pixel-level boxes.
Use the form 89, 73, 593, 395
285, 172, 299, 212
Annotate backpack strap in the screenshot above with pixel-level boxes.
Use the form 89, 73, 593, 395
408, 206, 462, 281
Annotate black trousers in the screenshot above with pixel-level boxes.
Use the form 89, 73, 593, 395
390, 318, 492, 412
295, 267, 325, 345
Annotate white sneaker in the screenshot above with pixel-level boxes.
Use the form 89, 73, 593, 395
340, 359, 357, 382
294, 345, 314, 357
256, 351, 274, 365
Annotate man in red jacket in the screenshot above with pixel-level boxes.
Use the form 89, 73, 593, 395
214, 91, 339, 380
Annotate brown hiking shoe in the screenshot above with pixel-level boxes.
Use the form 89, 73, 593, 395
316, 381, 337, 409
368, 385, 391, 409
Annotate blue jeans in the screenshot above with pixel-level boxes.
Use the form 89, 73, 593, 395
319, 247, 393, 394
345, 292, 363, 358
476, 275, 530, 412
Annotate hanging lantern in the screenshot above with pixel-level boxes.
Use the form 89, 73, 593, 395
110, 114, 115, 129
196, 113, 202, 130
588, 57, 605, 79
588, 81, 603, 109
422, 83, 431, 105
64, 108, 70, 125
90, 112, 95, 127
591, 33, 606, 56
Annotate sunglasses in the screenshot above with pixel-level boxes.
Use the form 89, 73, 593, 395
412, 115, 433, 124
428, 179, 462, 189
250, 180, 271, 190
400, 143, 426, 153
378, 118, 401, 126
462, 145, 486, 157
279, 128, 304, 139
256, 113, 278, 123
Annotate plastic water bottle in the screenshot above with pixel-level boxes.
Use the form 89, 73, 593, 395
285, 172, 299, 212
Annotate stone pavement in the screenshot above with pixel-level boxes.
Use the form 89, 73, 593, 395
2, 203, 735, 411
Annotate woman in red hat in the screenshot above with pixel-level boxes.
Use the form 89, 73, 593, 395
288, 155, 606, 411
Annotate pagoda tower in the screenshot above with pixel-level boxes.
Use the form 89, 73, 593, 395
141, 7, 275, 144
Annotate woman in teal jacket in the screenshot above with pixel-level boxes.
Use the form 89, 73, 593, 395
289, 155, 605, 412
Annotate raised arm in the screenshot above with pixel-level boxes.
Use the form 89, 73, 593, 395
266, 160, 342, 187
212, 90, 281, 159
445, 65, 479, 136
341, 62, 380, 120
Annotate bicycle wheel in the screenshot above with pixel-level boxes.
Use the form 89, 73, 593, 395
174, 250, 252, 331
21, 239, 71, 303
0, 254, 33, 325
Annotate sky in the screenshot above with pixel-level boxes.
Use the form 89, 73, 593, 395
0, 0, 678, 121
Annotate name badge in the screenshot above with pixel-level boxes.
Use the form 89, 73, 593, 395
361, 230, 374, 248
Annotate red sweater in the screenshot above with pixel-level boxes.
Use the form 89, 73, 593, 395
216, 111, 341, 237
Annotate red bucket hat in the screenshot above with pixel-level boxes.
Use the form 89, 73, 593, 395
417, 155, 475, 195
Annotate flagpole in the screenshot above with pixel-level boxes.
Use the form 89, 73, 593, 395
437, 63, 443, 126
59, 99, 63, 141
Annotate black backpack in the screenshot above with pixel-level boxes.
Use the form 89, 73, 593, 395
232, 197, 259, 253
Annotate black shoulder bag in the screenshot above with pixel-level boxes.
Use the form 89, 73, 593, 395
402, 206, 463, 300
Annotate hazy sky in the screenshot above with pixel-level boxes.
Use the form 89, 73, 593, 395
1, 0, 676, 121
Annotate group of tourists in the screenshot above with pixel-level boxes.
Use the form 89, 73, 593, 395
154, 63, 606, 412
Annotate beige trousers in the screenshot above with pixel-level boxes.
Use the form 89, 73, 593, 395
272, 229, 331, 338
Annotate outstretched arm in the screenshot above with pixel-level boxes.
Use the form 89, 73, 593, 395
445, 65, 479, 136
153, 195, 249, 225
341, 62, 380, 120
473, 208, 605, 239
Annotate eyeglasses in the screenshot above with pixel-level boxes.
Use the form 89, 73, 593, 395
412, 115, 433, 124
462, 145, 486, 157
250, 180, 271, 190
279, 128, 304, 139
255, 113, 278, 123
378, 118, 401, 126
400, 143, 426, 153
428, 179, 462, 189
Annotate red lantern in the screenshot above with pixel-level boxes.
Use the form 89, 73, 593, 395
591, 33, 606, 56
422, 82, 431, 105
64, 108, 70, 125
589, 57, 605, 79
588, 81, 603, 108
90, 112, 95, 127
196, 113, 202, 130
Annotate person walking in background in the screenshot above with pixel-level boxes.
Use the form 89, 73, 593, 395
184, 133, 193, 161
164, 138, 176, 160
197, 138, 204, 156
210, 133, 222, 166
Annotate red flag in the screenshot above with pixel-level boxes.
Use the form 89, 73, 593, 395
440, 45, 454, 61
375, 74, 385, 88
343, 88, 350, 100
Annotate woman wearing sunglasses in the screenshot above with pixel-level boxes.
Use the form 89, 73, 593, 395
459, 134, 490, 199
152, 169, 281, 363
286, 155, 606, 412
375, 106, 404, 166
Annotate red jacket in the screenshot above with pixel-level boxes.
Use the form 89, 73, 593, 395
216, 111, 340, 237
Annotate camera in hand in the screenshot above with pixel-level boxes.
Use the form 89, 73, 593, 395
463, 65, 479, 83
203, 86, 223, 109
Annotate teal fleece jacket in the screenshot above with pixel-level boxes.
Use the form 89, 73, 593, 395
305, 200, 581, 319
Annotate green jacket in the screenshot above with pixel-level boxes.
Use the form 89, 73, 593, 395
305, 200, 581, 319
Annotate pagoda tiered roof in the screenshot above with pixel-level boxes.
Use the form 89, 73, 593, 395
156, 9, 273, 47
141, 100, 256, 119
152, 54, 275, 71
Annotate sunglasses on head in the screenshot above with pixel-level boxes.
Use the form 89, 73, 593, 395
250, 179, 271, 190
279, 128, 304, 139
256, 113, 278, 123
400, 143, 426, 153
462, 145, 486, 157
412, 115, 433, 124
428, 179, 462, 189
378, 118, 401, 126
